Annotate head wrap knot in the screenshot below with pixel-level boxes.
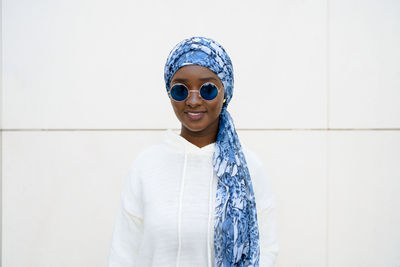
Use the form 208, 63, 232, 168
164, 36, 260, 267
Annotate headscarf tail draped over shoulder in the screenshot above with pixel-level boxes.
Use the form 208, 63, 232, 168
164, 37, 260, 267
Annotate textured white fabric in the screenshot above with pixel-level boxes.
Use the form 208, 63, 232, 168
108, 130, 279, 267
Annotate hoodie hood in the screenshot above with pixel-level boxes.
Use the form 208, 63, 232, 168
163, 129, 215, 155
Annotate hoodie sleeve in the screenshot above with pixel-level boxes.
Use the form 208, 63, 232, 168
108, 164, 144, 267
245, 149, 280, 267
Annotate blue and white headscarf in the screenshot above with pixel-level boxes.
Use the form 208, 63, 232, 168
164, 37, 260, 267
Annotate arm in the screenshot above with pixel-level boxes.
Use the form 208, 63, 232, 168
244, 149, 279, 267
108, 165, 144, 267
258, 194, 279, 267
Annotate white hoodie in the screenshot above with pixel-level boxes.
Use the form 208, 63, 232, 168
108, 129, 279, 267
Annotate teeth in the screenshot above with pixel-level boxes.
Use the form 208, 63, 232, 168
188, 112, 201, 115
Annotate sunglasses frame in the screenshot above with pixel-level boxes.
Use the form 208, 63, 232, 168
168, 82, 221, 102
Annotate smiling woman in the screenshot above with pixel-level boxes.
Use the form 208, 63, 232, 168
108, 37, 279, 267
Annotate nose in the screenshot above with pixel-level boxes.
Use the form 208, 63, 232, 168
186, 90, 202, 106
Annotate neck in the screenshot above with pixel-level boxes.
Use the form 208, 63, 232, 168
180, 117, 220, 148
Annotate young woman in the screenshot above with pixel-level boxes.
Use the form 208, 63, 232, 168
109, 37, 279, 267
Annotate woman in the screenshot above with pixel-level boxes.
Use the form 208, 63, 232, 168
109, 37, 279, 267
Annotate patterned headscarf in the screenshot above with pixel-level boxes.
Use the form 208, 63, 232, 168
164, 37, 260, 267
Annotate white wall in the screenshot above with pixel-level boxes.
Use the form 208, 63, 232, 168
0, 0, 3, 263
2, 0, 400, 266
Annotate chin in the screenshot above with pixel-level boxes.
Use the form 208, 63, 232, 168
182, 123, 208, 133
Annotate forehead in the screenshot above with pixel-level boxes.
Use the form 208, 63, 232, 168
171, 65, 221, 82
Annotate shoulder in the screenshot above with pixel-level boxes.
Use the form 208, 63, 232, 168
241, 145, 276, 211
242, 146, 264, 170
128, 142, 170, 172
241, 145, 267, 179
123, 143, 171, 193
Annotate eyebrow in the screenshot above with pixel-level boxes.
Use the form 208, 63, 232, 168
199, 77, 219, 82
171, 77, 219, 83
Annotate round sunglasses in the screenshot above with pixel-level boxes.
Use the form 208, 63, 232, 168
168, 82, 221, 102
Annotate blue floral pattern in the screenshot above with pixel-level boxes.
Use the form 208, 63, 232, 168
164, 37, 260, 267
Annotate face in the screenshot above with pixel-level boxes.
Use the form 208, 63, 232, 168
169, 65, 225, 137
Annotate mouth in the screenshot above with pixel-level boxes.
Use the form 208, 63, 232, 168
184, 111, 206, 121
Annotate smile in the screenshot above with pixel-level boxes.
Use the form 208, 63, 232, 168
185, 111, 206, 121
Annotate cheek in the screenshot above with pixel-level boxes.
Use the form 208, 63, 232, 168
209, 100, 224, 118
170, 101, 185, 118
170, 100, 180, 111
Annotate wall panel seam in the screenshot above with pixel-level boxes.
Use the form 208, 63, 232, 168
1, 128, 400, 132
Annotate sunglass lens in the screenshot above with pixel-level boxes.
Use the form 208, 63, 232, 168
200, 83, 218, 100
170, 84, 188, 101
